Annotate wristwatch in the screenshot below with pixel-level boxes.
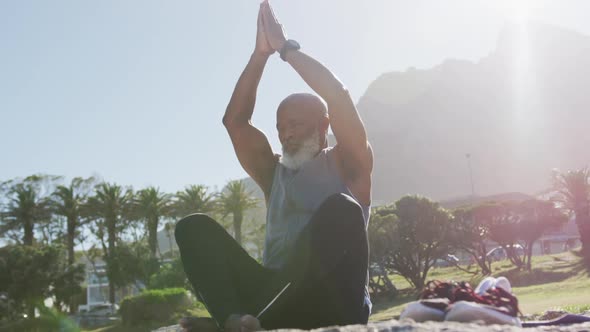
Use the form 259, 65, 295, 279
279, 39, 301, 61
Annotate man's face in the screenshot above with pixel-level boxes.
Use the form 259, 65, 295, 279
277, 106, 320, 155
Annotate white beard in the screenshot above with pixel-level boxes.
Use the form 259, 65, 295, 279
280, 131, 321, 170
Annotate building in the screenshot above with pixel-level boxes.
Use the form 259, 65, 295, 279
77, 258, 142, 313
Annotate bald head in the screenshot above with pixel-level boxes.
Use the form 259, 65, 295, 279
277, 93, 328, 120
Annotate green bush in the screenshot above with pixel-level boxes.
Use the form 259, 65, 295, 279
148, 259, 190, 290
1, 305, 80, 332
0, 245, 85, 319
119, 288, 192, 325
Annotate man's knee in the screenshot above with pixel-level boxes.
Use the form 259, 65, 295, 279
318, 193, 365, 227
174, 213, 219, 244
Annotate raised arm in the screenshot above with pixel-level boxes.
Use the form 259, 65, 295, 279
223, 7, 277, 198
261, 1, 373, 181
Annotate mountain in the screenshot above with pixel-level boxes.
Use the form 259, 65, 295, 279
358, 21, 590, 204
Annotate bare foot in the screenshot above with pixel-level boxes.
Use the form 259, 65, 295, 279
241, 315, 262, 331
223, 314, 262, 332
223, 314, 240, 332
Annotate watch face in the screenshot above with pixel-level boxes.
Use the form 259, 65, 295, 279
281, 40, 300, 61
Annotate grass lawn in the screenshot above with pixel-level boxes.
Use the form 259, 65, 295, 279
370, 250, 590, 321
83, 251, 589, 330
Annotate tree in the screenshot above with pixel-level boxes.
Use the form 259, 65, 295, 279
0, 175, 56, 245
367, 207, 398, 298
172, 185, 217, 219
474, 200, 567, 271
133, 187, 172, 258
242, 220, 266, 260
552, 168, 590, 264
109, 241, 158, 289
148, 258, 190, 290
450, 207, 493, 275
378, 195, 455, 290
476, 202, 526, 269
218, 180, 258, 245
514, 199, 568, 270
0, 244, 85, 320
163, 221, 176, 258
50, 176, 96, 313
51, 177, 96, 266
86, 182, 134, 305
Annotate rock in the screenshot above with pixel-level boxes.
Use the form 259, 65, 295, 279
152, 325, 182, 332
538, 310, 569, 321
520, 314, 539, 321
153, 320, 590, 332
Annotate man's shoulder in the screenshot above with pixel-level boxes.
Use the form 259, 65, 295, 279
331, 143, 373, 172
331, 144, 372, 206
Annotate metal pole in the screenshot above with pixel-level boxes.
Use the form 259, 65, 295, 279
466, 153, 475, 197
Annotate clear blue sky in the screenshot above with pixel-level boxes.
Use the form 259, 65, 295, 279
2, 0, 589, 193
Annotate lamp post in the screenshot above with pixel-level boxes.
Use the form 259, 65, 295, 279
466, 153, 475, 197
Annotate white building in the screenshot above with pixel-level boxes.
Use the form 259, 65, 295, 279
78, 259, 142, 313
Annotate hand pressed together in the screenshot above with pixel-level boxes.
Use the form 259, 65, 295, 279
254, 2, 274, 57
259, 0, 288, 52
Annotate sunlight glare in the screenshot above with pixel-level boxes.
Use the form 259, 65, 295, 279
513, 0, 531, 23
498, 0, 532, 23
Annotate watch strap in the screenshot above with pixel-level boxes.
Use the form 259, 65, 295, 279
279, 40, 300, 61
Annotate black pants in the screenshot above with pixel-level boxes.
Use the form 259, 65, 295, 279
175, 193, 370, 330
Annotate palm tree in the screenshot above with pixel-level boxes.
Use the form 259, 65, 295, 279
51, 177, 96, 266
86, 182, 133, 305
172, 184, 216, 218
0, 175, 55, 245
133, 187, 172, 258
552, 168, 590, 263
218, 180, 258, 245
163, 221, 176, 258
51, 177, 96, 314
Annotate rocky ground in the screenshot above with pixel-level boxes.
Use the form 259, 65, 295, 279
153, 310, 590, 332
153, 317, 590, 332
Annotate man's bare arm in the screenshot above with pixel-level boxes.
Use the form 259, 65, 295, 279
260, 1, 372, 178
285, 51, 371, 173
223, 8, 276, 198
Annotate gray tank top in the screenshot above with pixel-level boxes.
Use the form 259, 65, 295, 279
263, 147, 372, 311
